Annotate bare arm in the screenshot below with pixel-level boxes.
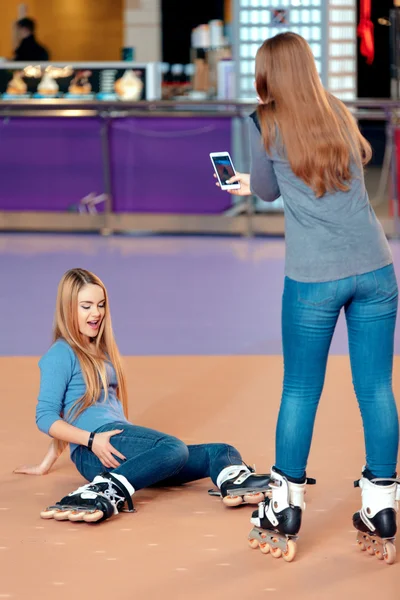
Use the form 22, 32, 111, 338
48, 419, 91, 446
14, 439, 67, 476
13, 420, 127, 475
13, 423, 90, 476
49, 420, 126, 469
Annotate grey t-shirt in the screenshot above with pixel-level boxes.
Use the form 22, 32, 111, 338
249, 112, 392, 283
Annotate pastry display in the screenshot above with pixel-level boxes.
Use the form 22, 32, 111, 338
68, 70, 92, 95
114, 70, 143, 100
37, 73, 59, 96
6, 71, 27, 95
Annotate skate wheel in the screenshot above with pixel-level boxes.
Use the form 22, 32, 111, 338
271, 546, 282, 559
68, 510, 86, 522
83, 510, 104, 523
243, 492, 265, 504
223, 495, 243, 507
357, 541, 366, 551
248, 538, 259, 549
375, 550, 384, 561
260, 543, 270, 555
40, 509, 57, 519
383, 542, 396, 565
366, 545, 375, 556
283, 540, 297, 563
54, 510, 72, 521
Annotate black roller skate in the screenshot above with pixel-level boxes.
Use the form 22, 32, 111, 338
248, 467, 316, 563
209, 464, 271, 507
353, 468, 399, 565
40, 472, 135, 524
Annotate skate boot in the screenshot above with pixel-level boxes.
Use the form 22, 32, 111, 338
353, 468, 399, 565
40, 472, 135, 523
248, 467, 316, 563
208, 464, 271, 507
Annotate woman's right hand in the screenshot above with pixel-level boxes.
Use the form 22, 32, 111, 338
91, 430, 126, 469
13, 439, 63, 476
214, 172, 251, 196
13, 463, 49, 476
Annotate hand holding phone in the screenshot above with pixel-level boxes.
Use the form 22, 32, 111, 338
215, 173, 251, 196
210, 152, 241, 191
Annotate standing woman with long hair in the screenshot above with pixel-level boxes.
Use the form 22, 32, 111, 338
219, 33, 399, 564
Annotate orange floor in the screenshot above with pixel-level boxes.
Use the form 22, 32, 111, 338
1, 355, 399, 599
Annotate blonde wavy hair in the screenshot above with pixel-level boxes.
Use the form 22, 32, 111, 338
54, 268, 128, 430
255, 32, 372, 197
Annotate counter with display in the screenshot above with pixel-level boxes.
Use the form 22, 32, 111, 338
0, 61, 160, 101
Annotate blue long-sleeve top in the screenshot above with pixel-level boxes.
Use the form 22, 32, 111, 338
36, 339, 128, 456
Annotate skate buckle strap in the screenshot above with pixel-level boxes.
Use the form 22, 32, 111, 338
270, 476, 316, 489
102, 473, 135, 513
241, 460, 256, 474
360, 509, 376, 533
265, 500, 279, 527
355, 476, 399, 488
233, 472, 253, 486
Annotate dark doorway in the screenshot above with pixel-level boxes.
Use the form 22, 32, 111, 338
161, 0, 224, 65
357, 0, 392, 98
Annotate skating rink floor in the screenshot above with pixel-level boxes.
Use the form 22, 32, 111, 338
0, 233, 399, 600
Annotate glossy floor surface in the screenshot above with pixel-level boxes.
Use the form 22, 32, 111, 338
0, 234, 398, 599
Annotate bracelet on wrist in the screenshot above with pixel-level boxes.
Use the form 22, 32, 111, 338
88, 432, 95, 451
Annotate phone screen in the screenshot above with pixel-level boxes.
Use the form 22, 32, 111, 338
212, 155, 236, 185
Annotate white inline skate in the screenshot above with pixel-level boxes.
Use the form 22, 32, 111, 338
248, 467, 315, 563
353, 468, 399, 565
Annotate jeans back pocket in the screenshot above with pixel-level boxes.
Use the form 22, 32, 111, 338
373, 264, 398, 298
297, 280, 338, 307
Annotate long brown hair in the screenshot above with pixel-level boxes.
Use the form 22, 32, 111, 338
255, 32, 372, 197
53, 268, 128, 422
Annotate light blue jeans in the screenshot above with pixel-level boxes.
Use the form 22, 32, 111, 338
276, 264, 399, 480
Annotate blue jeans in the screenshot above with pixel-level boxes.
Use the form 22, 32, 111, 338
72, 421, 243, 489
276, 264, 399, 480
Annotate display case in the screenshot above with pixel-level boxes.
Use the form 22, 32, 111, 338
0, 61, 161, 101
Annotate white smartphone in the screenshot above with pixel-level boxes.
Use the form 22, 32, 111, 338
209, 152, 240, 190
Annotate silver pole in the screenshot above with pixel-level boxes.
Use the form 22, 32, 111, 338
100, 114, 113, 236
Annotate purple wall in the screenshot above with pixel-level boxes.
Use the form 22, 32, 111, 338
0, 117, 104, 211
110, 117, 232, 214
0, 116, 233, 214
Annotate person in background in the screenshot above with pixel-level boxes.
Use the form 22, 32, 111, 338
13, 17, 49, 62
